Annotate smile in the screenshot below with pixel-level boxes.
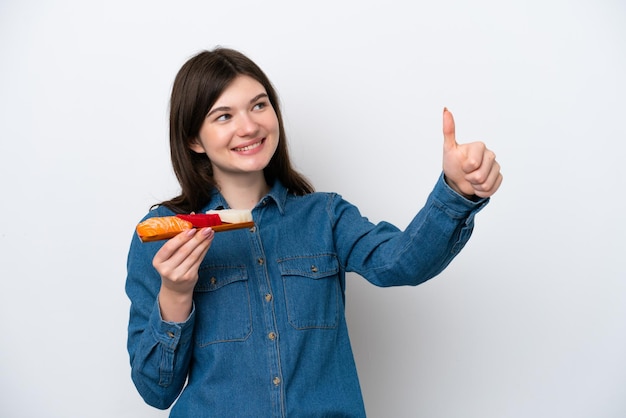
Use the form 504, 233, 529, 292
233, 139, 264, 152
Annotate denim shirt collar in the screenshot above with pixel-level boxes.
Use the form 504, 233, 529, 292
204, 180, 288, 215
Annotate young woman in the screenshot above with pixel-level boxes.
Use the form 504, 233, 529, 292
125, 47, 502, 417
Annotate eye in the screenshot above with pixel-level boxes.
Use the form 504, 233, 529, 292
252, 101, 268, 111
215, 113, 231, 122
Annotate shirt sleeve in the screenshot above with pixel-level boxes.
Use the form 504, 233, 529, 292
331, 172, 489, 287
125, 228, 196, 410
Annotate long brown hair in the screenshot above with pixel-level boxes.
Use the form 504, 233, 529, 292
159, 47, 313, 213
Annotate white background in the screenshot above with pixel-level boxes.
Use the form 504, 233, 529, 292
1, 1, 625, 417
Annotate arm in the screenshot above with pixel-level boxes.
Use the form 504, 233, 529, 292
332, 174, 488, 287
125, 221, 214, 409
332, 108, 502, 286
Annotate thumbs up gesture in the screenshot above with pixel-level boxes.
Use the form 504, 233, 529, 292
442, 108, 502, 199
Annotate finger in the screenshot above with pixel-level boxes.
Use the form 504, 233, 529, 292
172, 228, 213, 265
467, 158, 502, 197
176, 228, 214, 276
154, 227, 213, 271
474, 170, 503, 198
156, 231, 214, 285
460, 142, 487, 174
154, 228, 199, 265
442, 107, 457, 151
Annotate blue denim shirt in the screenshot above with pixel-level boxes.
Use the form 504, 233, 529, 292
126, 174, 488, 417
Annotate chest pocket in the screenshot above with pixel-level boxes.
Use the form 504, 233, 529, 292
193, 266, 252, 346
278, 254, 340, 330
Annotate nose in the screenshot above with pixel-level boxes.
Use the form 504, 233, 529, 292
236, 112, 259, 137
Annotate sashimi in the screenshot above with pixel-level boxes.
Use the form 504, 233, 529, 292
136, 210, 254, 243
206, 209, 253, 223
176, 213, 222, 228
136, 216, 193, 242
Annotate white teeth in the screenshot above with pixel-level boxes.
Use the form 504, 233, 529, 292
234, 141, 262, 152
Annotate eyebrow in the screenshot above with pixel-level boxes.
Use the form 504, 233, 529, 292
206, 93, 269, 118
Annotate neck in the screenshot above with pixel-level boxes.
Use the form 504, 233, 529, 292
215, 172, 270, 210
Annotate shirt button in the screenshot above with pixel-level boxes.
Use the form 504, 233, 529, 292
210, 277, 217, 285
166, 331, 175, 338
310, 265, 318, 273
249, 226, 256, 233
273, 376, 281, 386
268, 332, 277, 340
264, 293, 272, 302
257, 258, 264, 265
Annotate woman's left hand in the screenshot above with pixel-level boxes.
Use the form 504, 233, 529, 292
442, 108, 503, 199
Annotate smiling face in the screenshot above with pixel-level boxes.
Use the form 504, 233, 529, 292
190, 75, 280, 186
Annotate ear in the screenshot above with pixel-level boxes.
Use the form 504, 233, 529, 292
189, 137, 205, 154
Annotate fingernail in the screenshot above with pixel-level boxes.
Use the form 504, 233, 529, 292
186, 228, 197, 237
201, 228, 214, 238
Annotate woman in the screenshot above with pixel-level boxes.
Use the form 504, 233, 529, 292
126, 47, 502, 417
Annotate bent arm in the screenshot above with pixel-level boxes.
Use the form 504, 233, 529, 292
333, 173, 489, 287
125, 234, 195, 409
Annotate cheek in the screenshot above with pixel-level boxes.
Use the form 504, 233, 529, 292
268, 119, 280, 149
198, 127, 228, 150
265, 109, 279, 133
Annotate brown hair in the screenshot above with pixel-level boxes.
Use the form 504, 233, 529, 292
159, 47, 313, 213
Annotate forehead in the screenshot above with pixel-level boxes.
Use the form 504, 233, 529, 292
214, 75, 266, 105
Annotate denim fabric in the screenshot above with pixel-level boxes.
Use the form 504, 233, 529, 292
126, 173, 488, 417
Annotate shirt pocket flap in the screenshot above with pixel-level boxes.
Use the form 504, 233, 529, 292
278, 254, 339, 279
195, 266, 248, 292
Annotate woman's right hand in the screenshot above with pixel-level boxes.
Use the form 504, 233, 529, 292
153, 227, 215, 322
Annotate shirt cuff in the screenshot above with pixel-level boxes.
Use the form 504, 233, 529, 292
431, 172, 489, 217
149, 299, 196, 350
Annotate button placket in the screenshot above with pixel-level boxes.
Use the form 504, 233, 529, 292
247, 214, 283, 410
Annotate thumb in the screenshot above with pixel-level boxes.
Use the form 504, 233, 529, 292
442, 107, 457, 151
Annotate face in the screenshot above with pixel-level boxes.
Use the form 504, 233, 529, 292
190, 75, 280, 184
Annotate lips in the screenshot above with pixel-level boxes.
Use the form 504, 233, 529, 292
232, 138, 265, 152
